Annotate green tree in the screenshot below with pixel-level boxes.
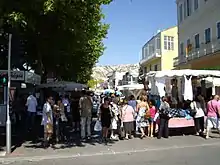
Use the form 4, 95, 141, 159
87, 79, 104, 88
0, 0, 112, 83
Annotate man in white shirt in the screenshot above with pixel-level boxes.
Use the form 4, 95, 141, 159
26, 93, 38, 132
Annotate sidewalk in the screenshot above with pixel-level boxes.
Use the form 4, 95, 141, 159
1, 135, 220, 163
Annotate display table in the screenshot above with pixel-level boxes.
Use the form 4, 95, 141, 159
168, 118, 194, 128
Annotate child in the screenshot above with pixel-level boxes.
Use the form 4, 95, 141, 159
148, 100, 157, 137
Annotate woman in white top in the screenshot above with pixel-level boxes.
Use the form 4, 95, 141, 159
190, 94, 205, 136
41, 96, 54, 148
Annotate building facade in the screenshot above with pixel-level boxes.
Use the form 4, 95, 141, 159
174, 0, 220, 69
107, 71, 125, 89
140, 26, 178, 73
107, 70, 139, 89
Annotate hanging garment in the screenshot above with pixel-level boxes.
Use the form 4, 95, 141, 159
155, 77, 166, 97
177, 77, 183, 102
165, 79, 172, 96
171, 86, 178, 105
183, 75, 193, 101
149, 78, 157, 95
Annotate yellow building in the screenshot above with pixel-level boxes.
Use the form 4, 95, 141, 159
140, 26, 178, 73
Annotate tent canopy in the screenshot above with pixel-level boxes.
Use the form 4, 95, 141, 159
146, 69, 220, 78
117, 84, 143, 90
39, 81, 87, 91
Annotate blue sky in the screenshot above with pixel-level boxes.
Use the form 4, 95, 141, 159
98, 0, 177, 65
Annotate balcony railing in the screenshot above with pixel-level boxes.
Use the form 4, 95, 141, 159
174, 38, 220, 67
187, 39, 220, 61
140, 49, 161, 64
173, 55, 187, 67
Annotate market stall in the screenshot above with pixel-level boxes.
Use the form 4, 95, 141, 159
145, 69, 220, 129
117, 84, 144, 98
39, 81, 87, 91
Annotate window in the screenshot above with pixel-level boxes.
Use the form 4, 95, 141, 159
179, 4, 183, 22
171, 37, 174, 50
164, 36, 174, 50
144, 67, 147, 73
187, 0, 192, 16
195, 34, 200, 48
217, 22, 220, 39
184, 1, 187, 18
149, 65, 152, 71
154, 65, 158, 71
0, 87, 4, 105
156, 37, 161, 49
180, 43, 184, 55
187, 39, 190, 46
194, 0, 198, 10
205, 28, 211, 44
164, 36, 167, 50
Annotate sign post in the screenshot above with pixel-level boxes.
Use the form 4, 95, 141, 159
6, 34, 12, 154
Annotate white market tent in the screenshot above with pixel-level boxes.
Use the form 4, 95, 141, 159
39, 81, 87, 91
117, 84, 144, 90
145, 69, 220, 87
117, 84, 144, 98
145, 69, 220, 78
145, 69, 220, 97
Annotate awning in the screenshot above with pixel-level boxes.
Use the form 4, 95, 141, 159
145, 69, 220, 78
117, 84, 144, 90
38, 81, 87, 91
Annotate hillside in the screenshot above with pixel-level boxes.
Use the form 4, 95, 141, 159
91, 64, 140, 81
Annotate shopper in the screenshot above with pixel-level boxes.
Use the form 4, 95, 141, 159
26, 93, 38, 132
99, 97, 112, 144
190, 94, 205, 136
110, 98, 119, 140
122, 99, 135, 140
206, 95, 220, 139
71, 97, 80, 132
148, 99, 157, 137
79, 90, 93, 140
128, 95, 138, 133
137, 95, 149, 139
41, 96, 54, 148
157, 96, 171, 139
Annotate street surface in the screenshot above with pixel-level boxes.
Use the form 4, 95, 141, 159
0, 136, 220, 165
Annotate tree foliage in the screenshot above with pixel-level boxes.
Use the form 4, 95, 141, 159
87, 79, 104, 88
0, 0, 112, 83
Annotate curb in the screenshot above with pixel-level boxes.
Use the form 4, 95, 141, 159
0, 151, 6, 157
0, 142, 220, 164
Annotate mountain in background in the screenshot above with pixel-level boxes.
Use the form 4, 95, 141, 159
91, 64, 140, 81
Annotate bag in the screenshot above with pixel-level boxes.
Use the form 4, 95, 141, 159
46, 123, 53, 134
154, 112, 159, 122
94, 120, 102, 131
190, 101, 197, 117
61, 115, 68, 122
145, 110, 151, 119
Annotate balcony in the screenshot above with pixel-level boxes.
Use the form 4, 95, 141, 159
173, 55, 187, 67
187, 39, 220, 61
140, 49, 161, 65
174, 38, 220, 67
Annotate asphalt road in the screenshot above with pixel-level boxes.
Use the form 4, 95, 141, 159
3, 140, 220, 165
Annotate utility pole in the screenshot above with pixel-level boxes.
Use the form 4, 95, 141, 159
6, 34, 12, 154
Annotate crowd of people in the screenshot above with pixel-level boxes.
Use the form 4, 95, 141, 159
96, 92, 220, 144
22, 90, 220, 148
